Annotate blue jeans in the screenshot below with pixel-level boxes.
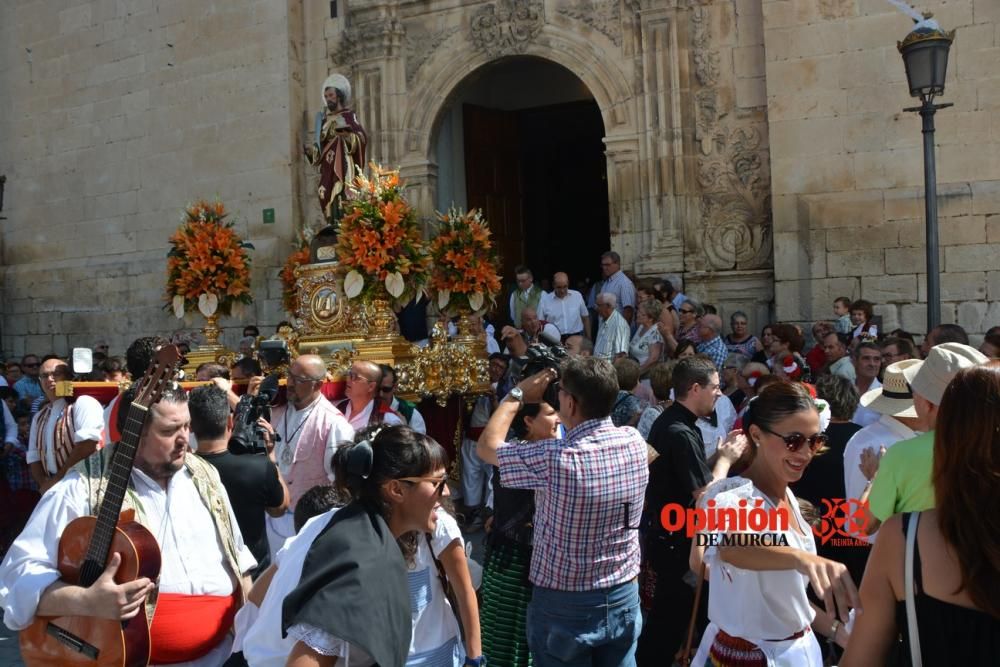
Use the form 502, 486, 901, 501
526, 580, 642, 667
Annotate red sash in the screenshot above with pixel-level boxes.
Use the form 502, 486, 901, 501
108, 397, 122, 444
149, 592, 238, 664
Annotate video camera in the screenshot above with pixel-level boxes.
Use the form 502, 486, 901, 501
230, 340, 289, 455
519, 343, 568, 410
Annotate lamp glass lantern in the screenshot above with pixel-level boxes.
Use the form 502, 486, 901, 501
898, 27, 955, 99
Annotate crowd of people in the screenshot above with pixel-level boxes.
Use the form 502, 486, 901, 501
0, 255, 998, 666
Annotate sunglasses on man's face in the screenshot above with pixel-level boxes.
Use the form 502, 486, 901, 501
760, 426, 828, 453
22, 363, 39, 369
380, 385, 395, 394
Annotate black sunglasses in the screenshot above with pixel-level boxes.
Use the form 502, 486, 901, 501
380, 385, 395, 393
760, 426, 828, 453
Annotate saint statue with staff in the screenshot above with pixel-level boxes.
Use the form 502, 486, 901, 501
304, 74, 367, 260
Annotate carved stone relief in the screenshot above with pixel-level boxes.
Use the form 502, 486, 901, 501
689, 0, 773, 272
470, 0, 544, 58
332, 18, 405, 67
556, 0, 622, 46
405, 25, 462, 84
697, 126, 773, 270
689, 5, 719, 87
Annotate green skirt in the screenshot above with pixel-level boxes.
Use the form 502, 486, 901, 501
480, 538, 533, 667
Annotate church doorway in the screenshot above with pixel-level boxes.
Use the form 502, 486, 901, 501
432, 57, 610, 305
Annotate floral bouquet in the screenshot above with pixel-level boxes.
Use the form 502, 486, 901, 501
429, 207, 501, 316
166, 199, 254, 319
334, 164, 430, 307
280, 242, 311, 315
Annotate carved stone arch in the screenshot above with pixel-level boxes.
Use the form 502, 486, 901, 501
397, 22, 644, 264
402, 23, 636, 160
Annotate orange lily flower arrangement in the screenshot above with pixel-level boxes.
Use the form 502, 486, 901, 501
280, 242, 311, 315
165, 199, 254, 318
429, 208, 501, 316
334, 164, 430, 307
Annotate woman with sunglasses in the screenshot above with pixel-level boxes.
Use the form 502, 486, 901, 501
675, 298, 704, 345
400, 471, 483, 667
479, 400, 560, 667
689, 382, 860, 666
282, 425, 484, 667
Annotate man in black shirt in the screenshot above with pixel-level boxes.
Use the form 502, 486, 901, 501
188, 385, 288, 576
637, 355, 747, 664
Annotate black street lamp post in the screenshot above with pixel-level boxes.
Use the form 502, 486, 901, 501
898, 14, 955, 332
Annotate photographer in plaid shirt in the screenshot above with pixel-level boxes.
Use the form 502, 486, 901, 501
478, 356, 648, 666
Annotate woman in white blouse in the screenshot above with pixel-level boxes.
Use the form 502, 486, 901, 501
689, 382, 859, 666
630, 300, 664, 376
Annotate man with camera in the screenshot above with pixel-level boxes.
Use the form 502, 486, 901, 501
189, 385, 288, 576
265, 354, 354, 557
477, 356, 648, 665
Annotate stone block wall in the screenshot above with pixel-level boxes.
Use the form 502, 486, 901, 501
766, 0, 1000, 342
0, 0, 300, 357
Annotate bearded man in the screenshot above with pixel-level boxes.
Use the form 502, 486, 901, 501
304, 73, 367, 228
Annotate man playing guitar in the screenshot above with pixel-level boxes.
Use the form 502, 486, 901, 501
0, 369, 257, 666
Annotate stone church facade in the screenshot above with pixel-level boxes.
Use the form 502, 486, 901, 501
0, 0, 997, 354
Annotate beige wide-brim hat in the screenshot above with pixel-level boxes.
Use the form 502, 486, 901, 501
903, 342, 989, 405
860, 359, 922, 418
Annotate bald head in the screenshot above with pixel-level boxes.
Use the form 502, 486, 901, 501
552, 272, 571, 298
288, 354, 327, 408
521, 307, 540, 335
347, 360, 382, 404
296, 354, 327, 379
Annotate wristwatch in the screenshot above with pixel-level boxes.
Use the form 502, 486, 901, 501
506, 387, 524, 405
464, 657, 487, 667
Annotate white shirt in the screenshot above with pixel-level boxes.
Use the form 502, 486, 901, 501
274, 395, 355, 480
629, 325, 663, 367
842, 415, 918, 541
1, 401, 17, 446
698, 395, 737, 458
484, 324, 501, 355
341, 398, 404, 432
851, 377, 882, 427
538, 289, 588, 336
239, 508, 373, 667
390, 397, 427, 434
594, 310, 631, 360
702, 478, 816, 641
26, 396, 104, 475
408, 508, 464, 662
0, 464, 256, 667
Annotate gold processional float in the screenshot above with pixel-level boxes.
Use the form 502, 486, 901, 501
61, 166, 501, 455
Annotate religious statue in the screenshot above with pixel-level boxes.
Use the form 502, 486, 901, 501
304, 73, 367, 261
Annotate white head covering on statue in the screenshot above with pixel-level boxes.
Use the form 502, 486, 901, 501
322, 73, 351, 106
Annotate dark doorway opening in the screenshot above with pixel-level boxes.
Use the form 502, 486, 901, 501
463, 99, 609, 317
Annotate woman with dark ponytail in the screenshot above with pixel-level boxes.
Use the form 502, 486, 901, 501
281, 424, 451, 667
689, 381, 860, 666
479, 400, 560, 666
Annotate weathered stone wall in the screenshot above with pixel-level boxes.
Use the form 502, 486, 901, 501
767, 0, 1000, 342
0, 0, 300, 357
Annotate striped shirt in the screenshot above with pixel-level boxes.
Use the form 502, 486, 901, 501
496, 417, 648, 591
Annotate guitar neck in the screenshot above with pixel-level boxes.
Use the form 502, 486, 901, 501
79, 402, 151, 587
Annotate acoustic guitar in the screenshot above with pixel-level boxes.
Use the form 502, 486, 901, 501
20, 345, 182, 666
